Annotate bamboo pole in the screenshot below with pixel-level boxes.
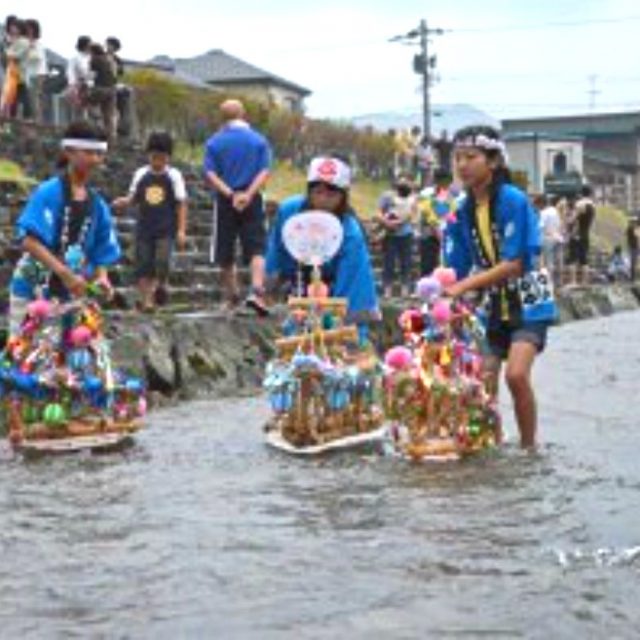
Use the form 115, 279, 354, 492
276, 326, 358, 357
287, 297, 348, 316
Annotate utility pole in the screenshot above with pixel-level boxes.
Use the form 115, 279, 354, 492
390, 20, 444, 186
414, 20, 444, 143
390, 20, 443, 146
419, 20, 431, 141
588, 74, 600, 111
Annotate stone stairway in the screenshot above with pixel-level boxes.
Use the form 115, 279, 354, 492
0, 118, 423, 311
4, 118, 615, 313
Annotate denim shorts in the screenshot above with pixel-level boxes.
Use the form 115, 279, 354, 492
486, 321, 549, 360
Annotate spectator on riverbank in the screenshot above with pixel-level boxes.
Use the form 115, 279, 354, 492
203, 98, 272, 316
88, 43, 116, 142
105, 37, 123, 79
24, 19, 46, 123
113, 132, 188, 313
606, 245, 630, 282
1, 19, 31, 119
539, 195, 564, 286
66, 36, 92, 120
567, 186, 596, 285
626, 217, 639, 282
374, 174, 417, 298
416, 169, 454, 277
0, 15, 17, 88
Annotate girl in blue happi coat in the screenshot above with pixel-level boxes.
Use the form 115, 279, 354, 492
444, 126, 557, 448
266, 156, 379, 326
9, 121, 121, 334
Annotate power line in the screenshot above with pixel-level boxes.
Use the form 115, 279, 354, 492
449, 14, 640, 34
261, 13, 640, 54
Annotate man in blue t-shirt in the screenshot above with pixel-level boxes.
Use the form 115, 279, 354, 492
203, 99, 272, 315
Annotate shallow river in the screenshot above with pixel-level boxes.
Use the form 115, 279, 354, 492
1, 312, 639, 639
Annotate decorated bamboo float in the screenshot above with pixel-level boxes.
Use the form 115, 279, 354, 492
1, 292, 146, 454
384, 268, 501, 462
265, 295, 384, 449
263, 210, 385, 453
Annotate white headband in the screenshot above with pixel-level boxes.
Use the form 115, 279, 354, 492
307, 157, 351, 190
61, 138, 108, 152
454, 134, 506, 155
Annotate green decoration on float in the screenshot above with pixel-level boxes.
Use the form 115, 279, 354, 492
43, 402, 67, 426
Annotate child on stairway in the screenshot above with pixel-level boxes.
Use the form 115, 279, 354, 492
113, 132, 188, 312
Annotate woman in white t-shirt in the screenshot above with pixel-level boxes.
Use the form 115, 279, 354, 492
539, 195, 564, 285
66, 35, 93, 119
24, 19, 46, 122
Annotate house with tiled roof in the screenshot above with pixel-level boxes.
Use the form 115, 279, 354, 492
148, 49, 311, 113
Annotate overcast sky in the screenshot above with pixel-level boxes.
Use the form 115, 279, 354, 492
13, 0, 640, 120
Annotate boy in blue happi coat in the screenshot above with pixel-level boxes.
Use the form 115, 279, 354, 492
9, 121, 121, 334
444, 126, 557, 448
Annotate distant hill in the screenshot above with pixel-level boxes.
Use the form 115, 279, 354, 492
350, 103, 499, 135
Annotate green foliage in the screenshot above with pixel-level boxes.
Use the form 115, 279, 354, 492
125, 70, 395, 181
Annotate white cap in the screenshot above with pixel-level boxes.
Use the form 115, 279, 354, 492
307, 157, 351, 190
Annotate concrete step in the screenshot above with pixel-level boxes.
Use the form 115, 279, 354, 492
116, 233, 212, 256
114, 215, 213, 237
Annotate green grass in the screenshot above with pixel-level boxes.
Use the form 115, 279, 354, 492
267, 162, 387, 218
592, 206, 629, 252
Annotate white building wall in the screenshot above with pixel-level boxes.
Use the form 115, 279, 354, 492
505, 140, 539, 190
506, 138, 584, 193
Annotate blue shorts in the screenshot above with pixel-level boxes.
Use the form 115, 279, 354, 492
135, 234, 174, 281
486, 321, 549, 360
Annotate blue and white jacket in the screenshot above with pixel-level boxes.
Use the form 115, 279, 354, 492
445, 183, 557, 325
266, 195, 379, 323
11, 176, 121, 299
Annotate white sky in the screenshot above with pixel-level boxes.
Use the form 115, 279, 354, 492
12, 0, 640, 120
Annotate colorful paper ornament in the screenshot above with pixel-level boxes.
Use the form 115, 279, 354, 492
416, 276, 442, 301
69, 325, 93, 348
384, 346, 414, 371
43, 403, 66, 426
432, 267, 457, 288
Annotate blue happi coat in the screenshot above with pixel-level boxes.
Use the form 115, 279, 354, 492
11, 176, 121, 299
444, 183, 557, 325
266, 195, 379, 323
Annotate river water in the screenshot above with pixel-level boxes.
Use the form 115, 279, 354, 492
1, 312, 639, 639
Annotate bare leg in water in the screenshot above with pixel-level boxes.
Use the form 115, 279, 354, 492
505, 341, 539, 448
483, 341, 539, 448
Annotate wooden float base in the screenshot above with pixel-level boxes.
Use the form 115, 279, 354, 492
397, 438, 462, 462
14, 432, 135, 455
265, 425, 388, 456
8, 416, 143, 455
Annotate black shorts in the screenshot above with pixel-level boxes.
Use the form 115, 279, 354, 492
567, 236, 589, 266
212, 193, 266, 267
134, 235, 173, 280
486, 321, 549, 361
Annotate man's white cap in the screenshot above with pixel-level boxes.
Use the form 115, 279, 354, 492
307, 157, 351, 190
